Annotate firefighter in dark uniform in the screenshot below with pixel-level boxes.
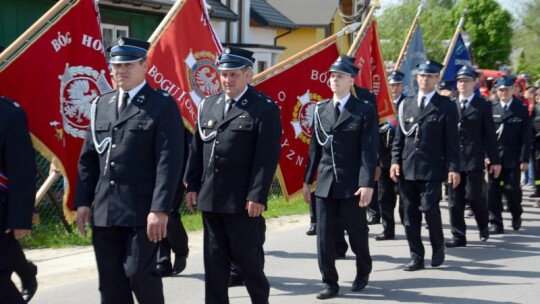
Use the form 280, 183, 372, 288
488, 76, 531, 234
390, 60, 461, 271
446, 65, 501, 248
74, 37, 185, 304
184, 46, 281, 304
376, 70, 406, 241
155, 131, 192, 277
303, 55, 378, 300
0, 97, 36, 304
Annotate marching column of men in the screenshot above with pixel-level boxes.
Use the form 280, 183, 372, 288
13, 34, 536, 302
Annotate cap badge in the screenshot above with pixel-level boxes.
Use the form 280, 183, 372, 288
118, 38, 125, 46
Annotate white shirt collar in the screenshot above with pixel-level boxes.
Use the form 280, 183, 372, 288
225, 85, 249, 102
458, 93, 474, 107
333, 93, 350, 112
119, 80, 146, 106
418, 90, 436, 107
500, 98, 513, 109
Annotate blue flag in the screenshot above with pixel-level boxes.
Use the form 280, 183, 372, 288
441, 32, 472, 81
400, 26, 426, 96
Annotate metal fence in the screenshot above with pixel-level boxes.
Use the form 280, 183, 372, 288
34, 150, 285, 234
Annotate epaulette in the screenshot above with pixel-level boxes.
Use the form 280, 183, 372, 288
255, 90, 274, 104
153, 88, 172, 99
317, 99, 331, 106
0, 96, 20, 108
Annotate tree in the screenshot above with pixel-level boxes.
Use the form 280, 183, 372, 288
451, 0, 513, 69
378, 0, 454, 64
513, 0, 540, 80
377, 0, 513, 69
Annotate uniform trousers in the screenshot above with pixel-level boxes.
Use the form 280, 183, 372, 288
378, 168, 403, 237
448, 171, 488, 242
158, 198, 189, 264
399, 179, 444, 261
202, 212, 268, 304
533, 146, 540, 195
92, 226, 163, 304
316, 196, 372, 290
309, 192, 349, 255
488, 167, 523, 228
0, 232, 25, 304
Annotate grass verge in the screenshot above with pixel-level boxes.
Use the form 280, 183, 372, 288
20, 195, 308, 248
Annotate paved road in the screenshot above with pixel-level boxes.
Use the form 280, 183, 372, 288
20, 188, 540, 303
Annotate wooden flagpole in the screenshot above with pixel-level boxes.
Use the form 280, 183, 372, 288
440, 8, 468, 78
346, 0, 382, 56
147, 0, 189, 45
252, 22, 361, 85
0, 0, 73, 65
394, 0, 426, 70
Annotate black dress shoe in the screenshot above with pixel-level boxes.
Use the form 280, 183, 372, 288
489, 225, 504, 235
529, 193, 540, 198
403, 259, 424, 271
229, 275, 244, 287
156, 262, 173, 277
512, 218, 522, 230
316, 287, 338, 300
374, 233, 394, 241
431, 249, 445, 267
367, 217, 381, 225
306, 225, 317, 236
479, 228, 489, 241
351, 275, 369, 292
445, 239, 466, 248
172, 256, 187, 275
21, 261, 38, 303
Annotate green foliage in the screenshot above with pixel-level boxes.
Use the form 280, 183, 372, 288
377, 0, 513, 69
453, 0, 513, 68
513, 0, 540, 80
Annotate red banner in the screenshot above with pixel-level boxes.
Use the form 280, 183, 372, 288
146, 0, 222, 132
353, 20, 395, 120
255, 43, 339, 202
0, 0, 111, 220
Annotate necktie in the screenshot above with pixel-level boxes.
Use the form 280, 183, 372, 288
503, 104, 508, 112
461, 99, 467, 115
334, 101, 341, 120
224, 99, 235, 117
119, 92, 129, 114
420, 96, 426, 112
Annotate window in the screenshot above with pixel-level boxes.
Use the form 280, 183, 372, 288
101, 23, 129, 59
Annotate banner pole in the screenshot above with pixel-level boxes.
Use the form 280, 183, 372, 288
440, 8, 468, 78
394, 0, 426, 70
346, 0, 382, 56
252, 22, 360, 85
0, 0, 72, 64
35, 171, 61, 207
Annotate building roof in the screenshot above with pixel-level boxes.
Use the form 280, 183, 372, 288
206, 0, 239, 21
250, 0, 296, 30
267, 0, 337, 27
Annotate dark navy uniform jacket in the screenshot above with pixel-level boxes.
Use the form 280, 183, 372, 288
379, 94, 406, 168
74, 83, 185, 227
304, 95, 378, 199
0, 97, 35, 231
491, 98, 531, 168
185, 85, 281, 213
392, 93, 460, 181
456, 96, 501, 172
